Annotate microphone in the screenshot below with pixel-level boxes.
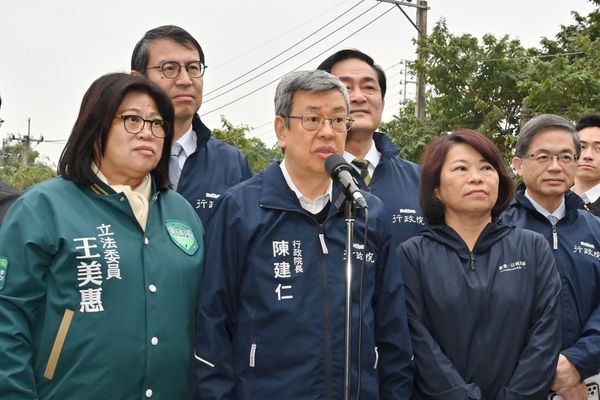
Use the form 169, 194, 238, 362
325, 154, 368, 209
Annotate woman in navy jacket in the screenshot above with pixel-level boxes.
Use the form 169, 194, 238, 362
398, 129, 561, 400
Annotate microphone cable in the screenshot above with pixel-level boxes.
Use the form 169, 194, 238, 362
354, 205, 369, 399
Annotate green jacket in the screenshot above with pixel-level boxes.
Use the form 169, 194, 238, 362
0, 177, 204, 399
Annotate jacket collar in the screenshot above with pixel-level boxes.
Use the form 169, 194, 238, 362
192, 114, 212, 150
373, 131, 400, 161
421, 222, 513, 256
514, 184, 584, 218
259, 162, 345, 217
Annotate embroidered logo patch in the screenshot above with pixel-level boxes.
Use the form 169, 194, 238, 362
0, 257, 8, 290
166, 221, 198, 256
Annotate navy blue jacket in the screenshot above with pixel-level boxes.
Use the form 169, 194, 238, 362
176, 114, 253, 225
193, 162, 413, 400
351, 132, 423, 250
501, 187, 600, 380
398, 222, 561, 400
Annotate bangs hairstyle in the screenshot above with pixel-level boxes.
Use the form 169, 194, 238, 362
58, 73, 174, 190
419, 129, 514, 225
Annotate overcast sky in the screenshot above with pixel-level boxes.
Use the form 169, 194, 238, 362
0, 0, 596, 166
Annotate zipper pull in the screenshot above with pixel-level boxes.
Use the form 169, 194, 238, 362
319, 233, 328, 254
552, 226, 558, 250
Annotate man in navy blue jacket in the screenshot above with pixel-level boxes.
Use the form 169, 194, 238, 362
131, 25, 252, 225
318, 49, 423, 250
193, 70, 412, 399
502, 114, 600, 400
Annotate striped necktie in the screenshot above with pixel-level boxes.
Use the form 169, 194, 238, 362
352, 158, 371, 186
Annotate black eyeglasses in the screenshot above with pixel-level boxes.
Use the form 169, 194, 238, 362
115, 115, 168, 138
147, 61, 206, 79
285, 114, 354, 133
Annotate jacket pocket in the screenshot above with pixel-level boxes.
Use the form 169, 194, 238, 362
43, 309, 74, 380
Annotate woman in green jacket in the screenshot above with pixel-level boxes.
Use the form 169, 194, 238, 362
0, 73, 204, 399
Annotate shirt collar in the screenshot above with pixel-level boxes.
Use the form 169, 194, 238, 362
524, 189, 566, 220
582, 182, 600, 204
174, 125, 197, 157
343, 139, 380, 176
279, 159, 332, 214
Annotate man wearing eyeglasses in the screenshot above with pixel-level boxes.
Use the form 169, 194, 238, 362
572, 115, 600, 217
131, 25, 252, 225
193, 70, 412, 399
501, 114, 600, 400
317, 49, 423, 252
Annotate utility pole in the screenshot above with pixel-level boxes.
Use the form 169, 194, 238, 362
376, 0, 429, 120
415, 0, 428, 121
7, 118, 44, 168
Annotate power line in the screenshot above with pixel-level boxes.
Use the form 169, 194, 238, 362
208, 0, 350, 71
203, 1, 382, 104
205, 0, 367, 97
201, 4, 397, 117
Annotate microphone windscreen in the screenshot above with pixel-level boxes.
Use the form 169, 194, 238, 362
325, 154, 349, 177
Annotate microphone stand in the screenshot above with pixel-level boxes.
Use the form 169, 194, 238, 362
343, 199, 355, 400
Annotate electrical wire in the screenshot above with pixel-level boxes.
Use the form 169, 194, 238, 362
201, 4, 397, 117
203, 1, 383, 104
205, 0, 367, 97
208, 0, 350, 71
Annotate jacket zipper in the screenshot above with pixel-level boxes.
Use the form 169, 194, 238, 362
318, 224, 333, 399
244, 340, 257, 400
249, 342, 256, 368
551, 224, 558, 250
373, 346, 379, 369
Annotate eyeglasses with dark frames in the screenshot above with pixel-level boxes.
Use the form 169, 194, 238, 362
147, 61, 206, 79
115, 115, 168, 138
285, 114, 354, 133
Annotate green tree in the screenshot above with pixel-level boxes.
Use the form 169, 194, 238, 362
212, 116, 281, 173
383, 2, 599, 163
519, 2, 600, 118
0, 142, 55, 189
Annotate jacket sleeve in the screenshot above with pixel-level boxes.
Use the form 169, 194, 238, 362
193, 194, 243, 400
374, 238, 413, 399
561, 301, 600, 379
496, 235, 562, 400
0, 198, 52, 399
398, 241, 483, 400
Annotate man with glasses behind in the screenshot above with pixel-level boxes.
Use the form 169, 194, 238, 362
131, 25, 252, 225
501, 114, 600, 400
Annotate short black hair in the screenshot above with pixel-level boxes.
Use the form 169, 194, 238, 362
317, 49, 386, 98
58, 73, 174, 190
576, 114, 600, 131
131, 25, 205, 75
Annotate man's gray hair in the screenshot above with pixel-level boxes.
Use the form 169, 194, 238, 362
515, 114, 580, 157
274, 70, 349, 123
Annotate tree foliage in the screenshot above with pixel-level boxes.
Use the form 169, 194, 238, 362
383, 2, 600, 164
212, 116, 282, 173
0, 142, 55, 189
